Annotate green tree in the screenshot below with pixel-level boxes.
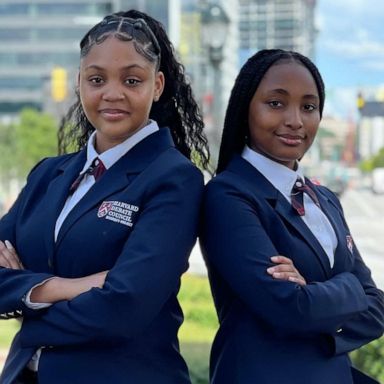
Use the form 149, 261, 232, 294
359, 147, 384, 173
372, 147, 384, 169
0, 109, 58, 205
12, 108, 58, 180
0, 120, 17, 183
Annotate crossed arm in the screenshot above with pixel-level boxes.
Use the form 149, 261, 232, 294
0, 240, 107, 304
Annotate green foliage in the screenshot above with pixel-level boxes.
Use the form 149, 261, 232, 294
351, 337, 384, 382
372, 147, 384, 169
359, 146, 384, 173
359, 158, 374, 173
0, 120, 17, 183
181, 343, 210, 384
0, 108, 58, 186
178, 274, 218, 343
13, 108, 58, 179
178, 274, 217, 384
0, 319, 20, 347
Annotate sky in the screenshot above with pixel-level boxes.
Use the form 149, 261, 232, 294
316, 0, 384, 118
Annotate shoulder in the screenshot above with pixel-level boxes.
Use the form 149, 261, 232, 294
152, 147, 204, 183
313, 182, 342, 205
204, 161, 257, 200
31, 153, 75, 171
25, 153, 78, 183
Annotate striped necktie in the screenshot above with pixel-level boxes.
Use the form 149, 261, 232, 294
291, 178, 320, 216
69, 158, 106, 194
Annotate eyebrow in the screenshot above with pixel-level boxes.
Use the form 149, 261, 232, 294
83, 64, 147, 71
267, 88, 319, 100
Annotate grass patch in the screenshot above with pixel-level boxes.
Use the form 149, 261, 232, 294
178, 273, 217, 384
0, 319, 20, 347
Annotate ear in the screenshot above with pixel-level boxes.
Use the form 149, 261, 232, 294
153, 71, 165, 102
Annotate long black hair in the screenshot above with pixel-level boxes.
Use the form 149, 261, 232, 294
58, 10, 210, 171
217, 49, 325, 173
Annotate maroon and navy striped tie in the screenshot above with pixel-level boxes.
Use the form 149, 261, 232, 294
291, 178, 320, 216
69, 158, 106, 194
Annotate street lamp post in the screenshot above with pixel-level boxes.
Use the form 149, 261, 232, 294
201, 2, 229, 160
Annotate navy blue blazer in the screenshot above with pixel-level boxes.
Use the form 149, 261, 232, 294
0, 128, 203, 384
200, 155, 384, 384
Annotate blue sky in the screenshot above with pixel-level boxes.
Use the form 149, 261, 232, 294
316, 0, 384, 118
316, 0, 384, 88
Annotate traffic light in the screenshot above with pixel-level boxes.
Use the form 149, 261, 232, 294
357, 91, 365, 110
51, 67, 67, 102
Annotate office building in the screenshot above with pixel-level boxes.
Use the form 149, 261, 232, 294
0, 0, 175, 116
238, 0, 317, 64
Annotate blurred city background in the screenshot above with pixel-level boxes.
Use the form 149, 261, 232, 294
0, 0, 384, 382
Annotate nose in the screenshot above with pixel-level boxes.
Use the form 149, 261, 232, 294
102, 85, 125, 101
284, 106, 303, 130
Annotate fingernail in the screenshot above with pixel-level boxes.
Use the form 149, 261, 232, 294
5, 240, 13, 249
270, 256, 278, 262
267, 267, 274, 273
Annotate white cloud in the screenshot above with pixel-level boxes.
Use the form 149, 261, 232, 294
323, 39, 384, 58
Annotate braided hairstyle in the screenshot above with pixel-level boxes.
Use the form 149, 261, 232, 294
58, 10, 210, 171
217, 49, 325, 173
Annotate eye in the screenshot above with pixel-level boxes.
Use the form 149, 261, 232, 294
303, 104, 317, 112
89, 76, 104, 85
268, 100, 283, 108
125, 78, 141, 86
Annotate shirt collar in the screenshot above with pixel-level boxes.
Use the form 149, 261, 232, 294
241, 145, 305, 199
82, 120, 159, 172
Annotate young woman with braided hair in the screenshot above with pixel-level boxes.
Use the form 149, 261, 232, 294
0, 10, 209, 384
200, 49, 384, 383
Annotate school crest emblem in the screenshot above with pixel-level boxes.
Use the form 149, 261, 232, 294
97, 201, 113, 218
346, 235, 354, 254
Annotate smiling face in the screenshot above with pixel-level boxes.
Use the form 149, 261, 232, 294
248, 60, 321, 170
79, 35, 164, 153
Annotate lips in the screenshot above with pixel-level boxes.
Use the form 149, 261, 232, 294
99, 109, 129, 120
276, 133, 305, 146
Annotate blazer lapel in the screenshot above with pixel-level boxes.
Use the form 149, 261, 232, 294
43, 150, 86, 263
228, 156, 332, 278
311, 184, 354, 272
55, 128, 175, 246
274, 194, 333, 278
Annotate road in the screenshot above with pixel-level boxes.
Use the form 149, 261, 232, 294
340, 188, 384, 289
189, 188, 384, 289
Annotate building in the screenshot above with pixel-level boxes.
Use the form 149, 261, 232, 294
0, 0, 176, 117
358, 100, 384, 161
238, 0, 317, 64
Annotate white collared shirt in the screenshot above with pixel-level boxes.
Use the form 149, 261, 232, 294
26, 120, 159, 372
242, 145, 337, 268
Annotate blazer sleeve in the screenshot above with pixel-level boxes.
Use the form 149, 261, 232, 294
326, 195, 384, 355
18, 163, 204, 348
200, 181, 369, 337
0, 164, 55, 319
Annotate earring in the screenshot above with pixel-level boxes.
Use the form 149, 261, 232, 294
154, 95, 159, 102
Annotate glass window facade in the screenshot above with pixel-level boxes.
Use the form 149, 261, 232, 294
0, 0, 170, 114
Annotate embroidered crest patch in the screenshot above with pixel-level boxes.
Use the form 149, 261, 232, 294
97, 201, 139, 227
346, 235, 354, 254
